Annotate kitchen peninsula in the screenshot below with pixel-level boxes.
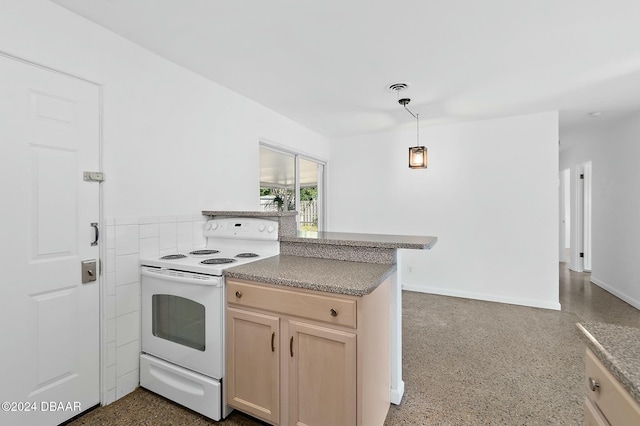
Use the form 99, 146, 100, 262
577, 322, 640, 424
204, 210, 437, 425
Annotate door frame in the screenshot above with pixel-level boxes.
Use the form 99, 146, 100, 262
259, 140, 327, 231
559, 169, 570, 263
0, 50, 106, 406
567, 161, 592, 273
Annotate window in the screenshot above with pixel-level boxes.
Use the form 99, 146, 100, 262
259, 144, 325, 231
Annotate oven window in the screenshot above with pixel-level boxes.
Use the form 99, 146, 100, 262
152, 294, 205, 351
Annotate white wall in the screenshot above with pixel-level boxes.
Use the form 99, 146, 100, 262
560, 113, 640, 310
1, 0, 329, 405
328, 112, 560, 310
0, 0, 330, 219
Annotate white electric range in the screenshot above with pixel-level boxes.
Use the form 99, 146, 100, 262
139, 217, 279, 420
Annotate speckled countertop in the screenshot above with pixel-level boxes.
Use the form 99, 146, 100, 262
280, 230, 438, 249
577, 322, 640, 404
224, 255, 396, 296
202, 210, 297, 217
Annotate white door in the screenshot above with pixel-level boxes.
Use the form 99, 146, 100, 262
0, 54, 100, 426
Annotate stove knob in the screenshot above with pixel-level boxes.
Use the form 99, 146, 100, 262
206, 222, 212, 230
210, 223, 218, 230
259, 224, 266, 232
267, 225, 275, 233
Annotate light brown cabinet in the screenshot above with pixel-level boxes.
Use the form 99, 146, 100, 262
226, 278, 390, 426
584, 348, 640, 425
226, 307, 280, 423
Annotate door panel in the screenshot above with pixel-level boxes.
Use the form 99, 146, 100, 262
226, 307, 280, 424
289, 320, 356, 426
0, 54, 100, 426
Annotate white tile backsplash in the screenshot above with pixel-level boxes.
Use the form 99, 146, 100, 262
158, 222, 177, 250
193, 221, 206, 246
116, 369, 139, 399
115, 282, 140, 317
139, 223, 159, 239
116, 311, 140, 347
104, 213, 208, 405
115, 254, 140, 286
106, 223, 116, 250
106, 365, 116, 391
106, 248, 116, 273
115, 216, 138, 226
106, 295, 116, 320
139, 237, 159, 258
106, 271, 116, 296
116, 340, 140, 377
115, 224, 139, 255
106, 318, 116, 343
106, 342, 116, 367
177, 220, 192, 235
104, 388, 116, 406
177, 232, 193, 252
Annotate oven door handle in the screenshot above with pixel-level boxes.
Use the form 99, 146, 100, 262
141, 267, 223, 287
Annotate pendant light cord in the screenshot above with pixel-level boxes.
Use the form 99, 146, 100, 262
402, 104, 419, 146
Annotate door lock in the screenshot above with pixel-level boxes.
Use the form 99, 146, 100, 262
82, 260, 97, 283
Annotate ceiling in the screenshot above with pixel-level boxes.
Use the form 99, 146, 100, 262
52, 0, 640, 138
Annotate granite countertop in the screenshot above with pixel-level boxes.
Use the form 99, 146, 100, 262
202, 210, 297, 217
577, 322, 640, 404
224, 255, 396, 296
280, 230, 438, 250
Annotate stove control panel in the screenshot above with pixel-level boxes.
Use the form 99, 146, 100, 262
203, 218, 279, 240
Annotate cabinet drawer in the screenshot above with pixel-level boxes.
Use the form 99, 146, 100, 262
585, 348, 640, 425
227, 280, 357, 328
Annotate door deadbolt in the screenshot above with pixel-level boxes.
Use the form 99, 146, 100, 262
82, 260, 97, 283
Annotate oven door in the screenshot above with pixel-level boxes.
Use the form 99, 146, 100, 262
141, 266, 223, 378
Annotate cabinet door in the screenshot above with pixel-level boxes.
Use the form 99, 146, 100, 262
584, 398, 609, 426
288, 320, 356, 426
227, 307, 280, 424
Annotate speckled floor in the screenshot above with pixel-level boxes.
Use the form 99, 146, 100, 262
69, 264, 640, 426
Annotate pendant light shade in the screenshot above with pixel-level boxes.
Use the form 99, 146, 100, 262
409, 146, 427, 169
392, 88, 428, 170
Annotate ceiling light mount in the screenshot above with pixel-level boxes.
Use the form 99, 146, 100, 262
387, 82, 410, 92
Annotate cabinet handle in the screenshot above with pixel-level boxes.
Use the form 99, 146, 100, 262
330, 308, 338, 317
588, 377, 600, 392
290, 336, 294, 357
235, 291, 242, 298
271, 332, 275, 352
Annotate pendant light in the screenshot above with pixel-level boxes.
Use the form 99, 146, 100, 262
389, 83, 427, 169
399, 98, 427, 169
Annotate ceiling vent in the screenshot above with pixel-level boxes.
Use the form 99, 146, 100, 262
387, 82, 410, 92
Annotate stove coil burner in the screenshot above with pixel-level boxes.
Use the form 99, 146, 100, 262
190, 249, 220, 255
160, 254, 187, 260
236, 253, 259, 258
200, 258, 236, 265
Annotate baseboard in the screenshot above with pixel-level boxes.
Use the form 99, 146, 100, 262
402, 284, 561, 311
390, 380, 404, 405
590, 276, 640, 310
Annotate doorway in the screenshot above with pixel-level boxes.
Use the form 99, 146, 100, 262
559, 169, 571, 263
563, 162, 592, 272
0, 53, 102, 426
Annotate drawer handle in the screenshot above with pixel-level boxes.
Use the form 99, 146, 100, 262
588, 377, 600, 392
330, 308, 338, 317
290, 336, 294, 357
235, 291, 242, 298
271, 332, 275, 352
